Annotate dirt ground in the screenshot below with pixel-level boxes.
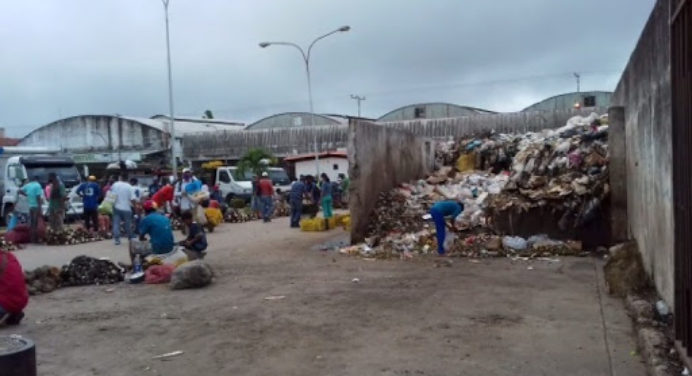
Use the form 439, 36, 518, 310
9, 217, 647, 376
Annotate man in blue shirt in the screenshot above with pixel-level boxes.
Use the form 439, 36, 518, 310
77, 176, 101, 232
430, 200, 464, 255
19, 176, 44, 243
289, 176, 305, 228
133, 201, 174, 263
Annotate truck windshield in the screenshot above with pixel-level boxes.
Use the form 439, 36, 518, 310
229, 168, 289, 185
269, 170, 290, 185
230, 169, 254, 182
26, 165, 81, 188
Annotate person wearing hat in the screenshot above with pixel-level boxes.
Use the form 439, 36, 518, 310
174, 168, 199, 218
258, 171, 275, 222
133, 200, 174, 263
77, 175, 102, 232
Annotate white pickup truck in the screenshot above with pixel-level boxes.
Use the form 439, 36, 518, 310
0, 151, 84, 223
214, 166, 291, 204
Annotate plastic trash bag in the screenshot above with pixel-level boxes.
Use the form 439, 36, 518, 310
443, 233, 458, 252
170, 260, 214, 290
502, 236, 528, 251
145, 264, 175, 284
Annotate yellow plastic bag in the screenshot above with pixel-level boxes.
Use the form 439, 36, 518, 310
300, 218, 326, 232
456, 152, 476, 172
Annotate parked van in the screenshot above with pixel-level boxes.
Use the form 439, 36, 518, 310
214, 166, 291, 204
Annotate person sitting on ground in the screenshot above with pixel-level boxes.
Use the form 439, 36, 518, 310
0, 249, 29, 327
132, 200, 174, 264
429, 200, 464, 256
180, 211, 208, 260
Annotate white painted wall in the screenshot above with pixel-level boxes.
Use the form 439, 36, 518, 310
294, 157, 348, 181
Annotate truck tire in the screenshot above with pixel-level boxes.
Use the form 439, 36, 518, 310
0, 335, 36, 376
3, 204, 14, 226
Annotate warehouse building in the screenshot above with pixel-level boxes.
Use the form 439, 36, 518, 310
522, 91, 612, 112
19, 114, 244, 173
377, 103, 494, 122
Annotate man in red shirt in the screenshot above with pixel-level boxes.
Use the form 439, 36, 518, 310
258, 172, 275, 223
0, 250, 29, 326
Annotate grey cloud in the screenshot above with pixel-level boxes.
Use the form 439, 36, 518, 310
0, 0, 655, 136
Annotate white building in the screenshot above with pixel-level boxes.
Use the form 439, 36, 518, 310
19, 114, 244, 171
283, 151, 348, 181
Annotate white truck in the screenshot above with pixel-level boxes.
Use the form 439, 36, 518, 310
214, 166, 291, 204
0, 147, 84, 223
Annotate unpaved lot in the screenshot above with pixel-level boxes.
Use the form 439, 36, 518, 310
9, 218, 645, 376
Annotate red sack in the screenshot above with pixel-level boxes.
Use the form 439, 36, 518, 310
145, 264, 176, 284
4, 229, 30, 244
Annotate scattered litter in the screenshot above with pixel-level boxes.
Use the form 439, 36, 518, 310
152, 350, 184, 360
527, 266, 534, 270
264, 295, 286, 301
351, 278, 360, 283
655, 300, 670, 317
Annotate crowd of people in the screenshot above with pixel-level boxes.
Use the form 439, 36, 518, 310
1, 167, 350, 327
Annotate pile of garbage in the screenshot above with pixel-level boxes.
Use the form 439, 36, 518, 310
59, 255, 124, 286
343, 113, 608, 260
45, 227, 110, 246
485, 113, 609, 231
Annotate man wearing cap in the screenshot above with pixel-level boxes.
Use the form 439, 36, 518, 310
133, 200, 175, 263
77, 175, 101, 232
174, 168, 198, 216
258, 171, 274, 222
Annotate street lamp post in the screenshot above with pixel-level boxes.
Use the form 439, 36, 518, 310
259, 25, 350, 177
161, 0, 177, 179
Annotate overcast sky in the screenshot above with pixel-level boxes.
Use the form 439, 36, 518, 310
0, 0, 655, 137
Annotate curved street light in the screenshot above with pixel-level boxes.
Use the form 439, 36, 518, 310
259, 25, 350, 176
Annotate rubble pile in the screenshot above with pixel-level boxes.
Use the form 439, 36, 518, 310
344, 113, 608, 260
60, 255, 124, 286
24, 266, 62, 295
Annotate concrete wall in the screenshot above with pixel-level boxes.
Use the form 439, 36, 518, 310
348, 120, 434, 243
184, 108, 602, 161
611, 0, 673, 306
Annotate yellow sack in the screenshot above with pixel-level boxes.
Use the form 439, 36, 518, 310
300, 218, 326, 232
205, 207, 223, 227
456, 152, 476, 172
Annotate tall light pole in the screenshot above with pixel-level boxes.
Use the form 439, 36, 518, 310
259, 25, 350, 176
350, 94, 366, 117
162, 0, 177, 179
573, 72, 581, 93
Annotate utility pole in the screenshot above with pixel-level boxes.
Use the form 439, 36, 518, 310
573, 72, 581, 93
350, 94, 366, 117
162, 0, 177, 179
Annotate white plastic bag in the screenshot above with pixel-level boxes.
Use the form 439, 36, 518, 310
502, 236, 528, 251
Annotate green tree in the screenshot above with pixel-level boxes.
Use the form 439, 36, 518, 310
203, 109, 214, 119
236, 148, 277, 179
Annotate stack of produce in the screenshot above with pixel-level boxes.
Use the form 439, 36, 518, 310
224, 208, 254, 223
45, 227, 107, 246
60, 255, 124, 286
24, 266, 62, 295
